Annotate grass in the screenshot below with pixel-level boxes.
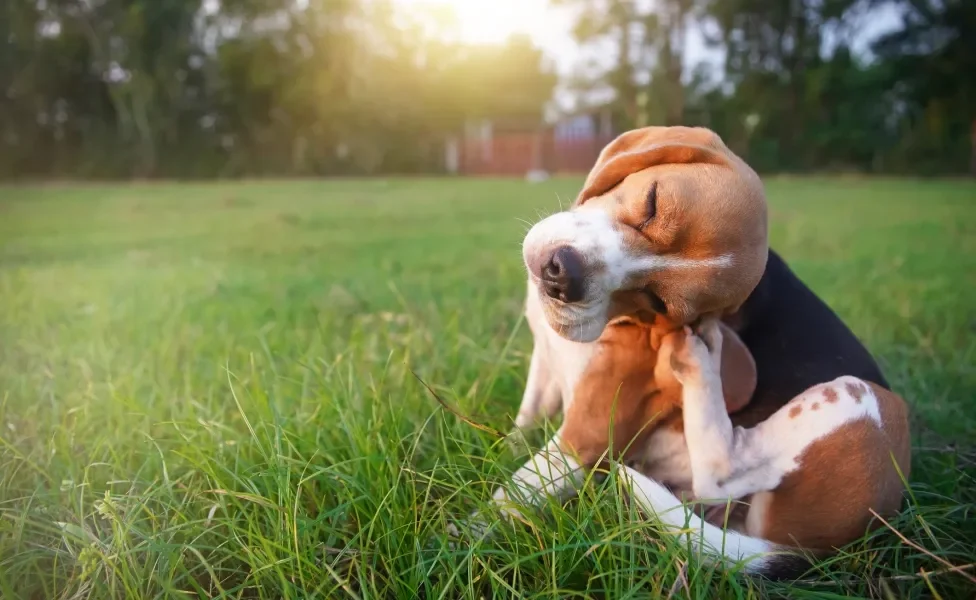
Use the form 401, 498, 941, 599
0, 175, 974, 599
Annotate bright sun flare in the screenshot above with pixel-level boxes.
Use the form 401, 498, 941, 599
406, 0, 566, 46
446, 0, 545, 44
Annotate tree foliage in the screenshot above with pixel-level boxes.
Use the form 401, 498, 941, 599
1, 0, 556, 178
1, 0, 972, 178
562, 0, 975, 175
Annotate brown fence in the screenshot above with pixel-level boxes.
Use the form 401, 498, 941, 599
459, 131, 613, 176
546, 137, 613, 173
460, 132, 539, 176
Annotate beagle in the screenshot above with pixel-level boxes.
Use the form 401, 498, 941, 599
453, 126, 911, 579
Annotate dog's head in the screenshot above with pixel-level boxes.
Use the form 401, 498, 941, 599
523, 126, 768, 342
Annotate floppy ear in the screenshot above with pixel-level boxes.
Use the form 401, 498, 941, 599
575, 126, 734, 206
719, 322, 756, 414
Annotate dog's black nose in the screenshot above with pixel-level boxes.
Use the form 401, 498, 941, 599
541, 246, 585, 303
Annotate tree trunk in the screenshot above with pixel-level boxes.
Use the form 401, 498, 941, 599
668, 4, 689, 125
970, 117, 976, 177
618, 14, 638, 127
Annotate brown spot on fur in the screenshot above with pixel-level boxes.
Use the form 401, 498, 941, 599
789, 405, 803, 419
754, 385, 912, 552
823, 387, 839, 403
846, 381, 866, 403
811, 402, 820, 411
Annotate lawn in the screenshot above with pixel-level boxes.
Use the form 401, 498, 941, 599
1, 176, 974, 599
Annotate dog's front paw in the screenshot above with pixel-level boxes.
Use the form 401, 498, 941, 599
447, 514, 493, 542
447, 494, 527, 545
668, 324, 720, 385
694, 317, 724, 362
446, 507, 518, 546
504, 426, 531, 455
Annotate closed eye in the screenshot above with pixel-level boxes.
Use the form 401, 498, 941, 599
644, 288, 667, 314
638, 181, 657, 230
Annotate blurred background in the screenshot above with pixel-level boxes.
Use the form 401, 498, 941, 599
2, 0, 973, 181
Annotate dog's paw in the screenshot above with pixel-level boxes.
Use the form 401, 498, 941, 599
446, 512, 496, 547
446, 521, 463, 539
504, 427, 530, 455
513, 411, 537, 431
695, 318, 724, 361
668, 324, 720, 384
447, 499, 528, 540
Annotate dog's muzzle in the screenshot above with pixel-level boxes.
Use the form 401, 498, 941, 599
535, 246, 585, 304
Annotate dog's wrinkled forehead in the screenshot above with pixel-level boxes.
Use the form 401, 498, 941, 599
575, 126, 746, 207
577, 126, 769, 322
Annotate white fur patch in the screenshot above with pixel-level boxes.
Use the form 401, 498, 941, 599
632, 427, 694, 495
620, 465, 776, 571
633, 252, 734, 272
514, 290, 562, 430
737, 376, 883, 493
489, 435, 584, 523
515, 283, 597, 424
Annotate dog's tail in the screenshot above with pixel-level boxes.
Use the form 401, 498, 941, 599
622, 467, 811, 580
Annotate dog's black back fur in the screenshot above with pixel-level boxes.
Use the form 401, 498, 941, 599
727, 248, 888, 428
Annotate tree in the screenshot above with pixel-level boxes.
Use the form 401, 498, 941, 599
0, 0, 557, 178
555, 0, 701, 130
703, 0, 861, 169
68, 0, 203, 176
2, 0, 972, 178
872, 0, 976, 175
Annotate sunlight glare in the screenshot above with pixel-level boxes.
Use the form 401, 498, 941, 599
404, 0, 566, 46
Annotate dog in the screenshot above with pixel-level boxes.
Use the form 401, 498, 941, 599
453, 126, 911, 579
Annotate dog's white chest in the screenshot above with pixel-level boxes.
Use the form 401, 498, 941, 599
524, 284, 597, 410
543, 328, 596, 408
631, 428, 694, 494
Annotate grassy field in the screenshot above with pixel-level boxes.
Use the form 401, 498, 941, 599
1, 176, 975, 599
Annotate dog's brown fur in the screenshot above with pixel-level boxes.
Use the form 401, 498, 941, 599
556, 318, 755, 466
